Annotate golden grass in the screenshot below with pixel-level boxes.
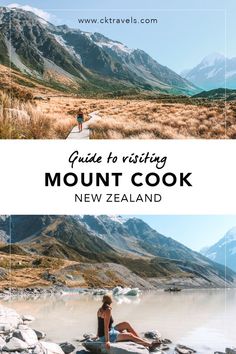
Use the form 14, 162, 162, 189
0, 253, 73, 289
89, 101, 236, 139
0, 61, 235, 140
35, 96, 236, 139
0, 92, 76, 139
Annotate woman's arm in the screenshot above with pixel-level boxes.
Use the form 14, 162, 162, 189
104, 308, 111, 349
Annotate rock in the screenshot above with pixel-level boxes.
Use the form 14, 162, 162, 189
83, 334, 96, 340
41, 272, 57, 283
162, 339, 172, 344
0, 267, 8, 280
0, 323, 12, 333
0, 337, 6, 349
34, 96, 47, 101
226, 349, 236, 354
0, 306, 23, 328
13, 327, 38, 347
144, 331, 161, 340
34, 330, 46, 340
59, 342, 75, 354
159, 344, 169, 351
3, 337, 28, 352
93, 289, 107, 296
40, 342, 64, 354
83, 340, 149, 354
32, 343, 44, 354
22, 315, 35, 322
175, 345, 196, 354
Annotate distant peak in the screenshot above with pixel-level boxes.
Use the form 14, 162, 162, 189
200, 52, 225, 67
107, 215, 127, 224
225, 226, 236, 241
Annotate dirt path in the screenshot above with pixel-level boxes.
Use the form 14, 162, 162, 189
66, 111, 100, 140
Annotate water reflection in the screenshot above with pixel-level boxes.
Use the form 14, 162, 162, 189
6, 289, 236, 353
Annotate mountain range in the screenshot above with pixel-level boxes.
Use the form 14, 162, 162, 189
0, 215, 235, 289
0, 6, 199, 96
201, 227, 236, 272
182, 53, 236, 90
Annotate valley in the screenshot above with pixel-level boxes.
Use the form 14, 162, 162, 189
1, 73, 235, 139
0, 6, 235, 140
0, 215, 235, 291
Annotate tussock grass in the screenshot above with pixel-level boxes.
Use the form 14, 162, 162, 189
90, 100, 235, 139
0, 91, 75, 139
1, 85, 235, 139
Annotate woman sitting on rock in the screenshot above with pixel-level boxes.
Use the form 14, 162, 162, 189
97, 295, 160, 351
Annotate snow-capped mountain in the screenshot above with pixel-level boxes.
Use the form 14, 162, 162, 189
0, 215, 235, 287
201, 227, 236, 271
0, 6, 199, 95
182, 53, 236, 90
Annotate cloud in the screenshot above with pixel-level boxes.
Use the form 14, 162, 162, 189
7, 3, 53, 22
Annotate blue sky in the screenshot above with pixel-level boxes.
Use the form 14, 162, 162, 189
2, 0, 235, 72
132, 215, 236, 251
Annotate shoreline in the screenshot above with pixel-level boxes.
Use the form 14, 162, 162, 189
0, 285, 235, 300
0, 302, 234, 354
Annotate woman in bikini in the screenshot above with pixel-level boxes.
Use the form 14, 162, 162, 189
97, 295, 161, 351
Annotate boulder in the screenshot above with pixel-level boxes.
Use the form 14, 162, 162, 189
13, 326, 38, 347
34, 329, 46, 340
0, 337, 6, 349
226, 349, 236, 354
33, 342, 64, 354
60, 342, 76, 354
0, 306, 22, 329
83, 334, 96, 340
32, 343, 46, 354
0, 323, 12, 333
144, 331, 161, 340
83, 340, 149, 354
3, 337, 28, 352
22, 315, 35, 322
40, 342, 65, 354
175, 345, 196, 354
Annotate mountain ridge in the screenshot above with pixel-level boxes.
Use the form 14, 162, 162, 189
201, 227, 236, 272
0, 215, 235, 289
182, 53, 236, 90
0, 6, 199, 96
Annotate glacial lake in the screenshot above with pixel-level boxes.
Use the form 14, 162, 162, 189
4, 289, 236, 353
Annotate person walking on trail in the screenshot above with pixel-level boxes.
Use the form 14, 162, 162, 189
77, 109, 84, 132
96, 294, 161, 351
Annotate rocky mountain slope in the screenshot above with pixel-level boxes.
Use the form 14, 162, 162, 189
0, 215, 235, 289
201, 227, 236, 272
79, 215, 218, 264
0, 6, 199, 96
0, 216, 10, 243
182, 53, 236, 90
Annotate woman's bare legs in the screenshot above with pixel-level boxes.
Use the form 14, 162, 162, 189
78, 122, 82, 132
115, 322, 139, 337
116, 333, 151, 347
